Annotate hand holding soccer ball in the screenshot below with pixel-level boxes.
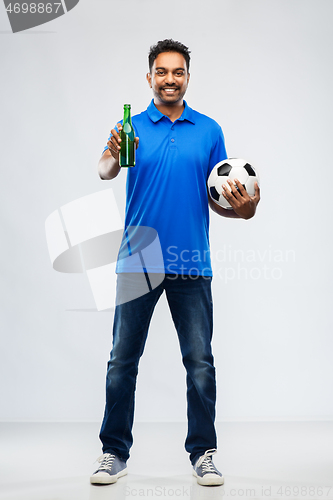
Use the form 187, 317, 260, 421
207, 158, 260, 219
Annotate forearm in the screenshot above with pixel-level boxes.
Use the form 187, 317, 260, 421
98, 150, 121, 180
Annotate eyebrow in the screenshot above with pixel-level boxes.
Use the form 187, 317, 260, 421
155, 67, 185, 71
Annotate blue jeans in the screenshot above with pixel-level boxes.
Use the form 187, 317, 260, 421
99, 274, 217, 465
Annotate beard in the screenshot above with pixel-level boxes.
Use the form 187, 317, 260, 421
153, 84, 187, 105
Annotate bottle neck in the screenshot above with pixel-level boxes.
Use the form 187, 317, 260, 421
123, 106, 131, 124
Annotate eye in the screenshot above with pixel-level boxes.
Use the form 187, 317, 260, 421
175, 71, 184, 76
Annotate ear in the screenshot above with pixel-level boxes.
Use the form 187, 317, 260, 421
187, 72, 190, 85
146, 73, 152, 88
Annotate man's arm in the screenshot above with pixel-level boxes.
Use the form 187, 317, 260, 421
98, 149, 121, 180
208, 179, 260, 219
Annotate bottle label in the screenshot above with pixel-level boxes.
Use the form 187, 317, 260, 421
123, 122, 132, 134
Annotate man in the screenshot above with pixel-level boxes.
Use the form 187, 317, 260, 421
91, 39, 260, 487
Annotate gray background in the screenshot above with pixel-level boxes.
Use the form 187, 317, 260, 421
0, 0, 332, 423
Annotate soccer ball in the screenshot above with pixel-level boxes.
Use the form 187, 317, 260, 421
207, 158, 260, 210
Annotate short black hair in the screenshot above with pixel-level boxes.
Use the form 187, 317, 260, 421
148, 39, 191, 73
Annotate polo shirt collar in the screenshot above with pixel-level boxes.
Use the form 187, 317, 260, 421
147, 99, 195, 124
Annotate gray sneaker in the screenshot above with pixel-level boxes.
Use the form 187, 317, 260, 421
192, 449, 224, 486
90, 453, 128, 484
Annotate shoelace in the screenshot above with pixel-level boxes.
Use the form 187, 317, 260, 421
196, 448, 218, 473
95, 453, 115, 471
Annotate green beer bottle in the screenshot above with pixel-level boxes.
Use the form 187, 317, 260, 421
119, 104, 135, 167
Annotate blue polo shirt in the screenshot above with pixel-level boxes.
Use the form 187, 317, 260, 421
103, 99, 227, 276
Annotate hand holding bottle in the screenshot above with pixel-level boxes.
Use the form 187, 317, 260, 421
107, 124, 139, 164
107, 104, 139, 167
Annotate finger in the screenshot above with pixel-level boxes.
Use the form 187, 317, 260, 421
221, 181, 233, 197
253, 181, 260, 203
221, 183, 237, 207
108, 136, 121, 152
107, 144, 118, 159
135, 137, 140, 149
226, 179, 243, 202
111, 127, 121, 142
106, 124, 122, 157
107, 139, 117, 150
233, 178, 249, 198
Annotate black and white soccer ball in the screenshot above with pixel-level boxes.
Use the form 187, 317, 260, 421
207, 158, 260, 209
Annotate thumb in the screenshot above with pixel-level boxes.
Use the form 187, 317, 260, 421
254, 181, 260, 202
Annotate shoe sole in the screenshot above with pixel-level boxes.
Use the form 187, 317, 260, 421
90, 467, 128, 485
193, 470, 224, 486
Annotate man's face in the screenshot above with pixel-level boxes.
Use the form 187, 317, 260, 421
147, 51, 190, 105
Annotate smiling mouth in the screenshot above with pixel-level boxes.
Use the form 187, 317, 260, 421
162, 87, 178, 93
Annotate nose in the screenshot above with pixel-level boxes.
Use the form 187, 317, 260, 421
165, 71, 176, 85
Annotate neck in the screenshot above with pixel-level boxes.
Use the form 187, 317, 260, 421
153, 99, 185, 122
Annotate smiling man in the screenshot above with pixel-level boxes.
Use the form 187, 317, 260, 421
91, 39, 260, 487
147, 50, 190, 120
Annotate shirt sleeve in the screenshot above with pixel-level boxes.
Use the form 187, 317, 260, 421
207, 126, 228, 178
